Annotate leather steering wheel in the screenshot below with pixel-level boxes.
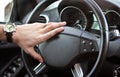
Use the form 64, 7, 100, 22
22, 0, 109, 77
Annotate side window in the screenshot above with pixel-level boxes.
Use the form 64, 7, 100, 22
0, 0, 13, 22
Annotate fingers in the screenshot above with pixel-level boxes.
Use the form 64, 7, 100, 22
40, 27, 64, 41
26, 47, 43, 62
42, 22, 66, 33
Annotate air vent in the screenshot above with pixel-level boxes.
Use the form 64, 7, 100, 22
36, 14, 49, 23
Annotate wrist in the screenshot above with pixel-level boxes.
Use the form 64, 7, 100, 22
12, 30, 18, 44
3, 22, 16, 42
12, 25, 21, 44
0, 24, 7, 41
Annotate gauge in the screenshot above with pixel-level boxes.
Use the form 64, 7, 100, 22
60, 6, 87, 30
104, 10, 120, 30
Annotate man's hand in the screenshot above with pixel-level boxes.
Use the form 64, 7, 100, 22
12, 22, 66, 62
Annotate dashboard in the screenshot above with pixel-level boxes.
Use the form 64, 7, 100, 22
33, 0, 120, 38
0, 0, 120, 77
96, 0, 120, 31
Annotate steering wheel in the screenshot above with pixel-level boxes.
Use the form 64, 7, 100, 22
22, 0, 109, 77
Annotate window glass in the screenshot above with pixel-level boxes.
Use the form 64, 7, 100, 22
0, 0, 13, 22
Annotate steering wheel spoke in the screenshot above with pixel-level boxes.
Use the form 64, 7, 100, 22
33, 63, 47, 75
71, 64, 83, 77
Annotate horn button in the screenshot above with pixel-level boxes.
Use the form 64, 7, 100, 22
38, 27, 98, 68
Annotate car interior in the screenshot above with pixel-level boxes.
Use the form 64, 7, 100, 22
0, 0, 120, 77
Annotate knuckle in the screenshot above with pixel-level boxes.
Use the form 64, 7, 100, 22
49, 25, 54, 29
49, 32, 55, 37
33, 22, 39, 25
39, 37, 45, 42
33, 23, 43, 26
35, 37, 41, 43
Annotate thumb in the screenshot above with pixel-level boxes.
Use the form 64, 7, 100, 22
26, 47, 43, 62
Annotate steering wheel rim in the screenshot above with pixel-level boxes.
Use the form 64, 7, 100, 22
21, 0, 109, 77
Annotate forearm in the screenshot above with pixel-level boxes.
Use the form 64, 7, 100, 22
0, 24, 6, 41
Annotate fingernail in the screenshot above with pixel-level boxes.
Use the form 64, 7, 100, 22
61, 21, 66, 25
38, 57, 43, 63
39, 59, 43, 63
